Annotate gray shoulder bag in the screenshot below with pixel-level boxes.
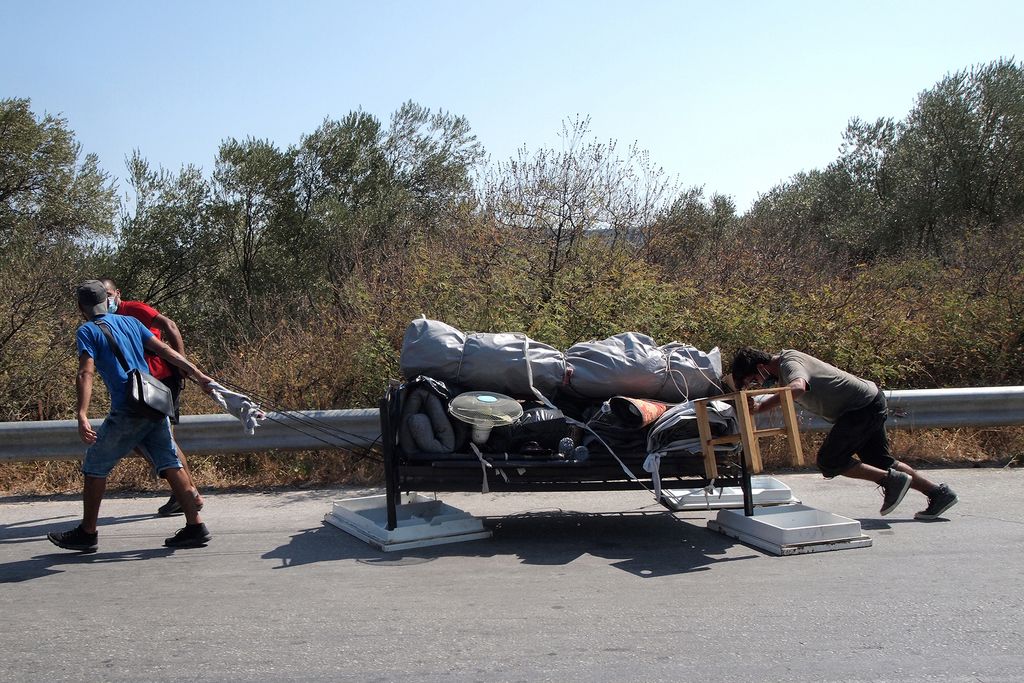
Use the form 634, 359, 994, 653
95, 321, 176, 421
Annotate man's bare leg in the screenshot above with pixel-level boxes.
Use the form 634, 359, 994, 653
839, 462, 888, 484
842, 461, 938, 496
174, 441, 204, 507
892, 460, 939, 495
145, 436, 203, 515
82, 475, 107, 534
164, 467, 202, 526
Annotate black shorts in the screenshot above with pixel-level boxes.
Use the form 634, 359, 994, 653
816, 391, 895, 478
157, 370, 182, 425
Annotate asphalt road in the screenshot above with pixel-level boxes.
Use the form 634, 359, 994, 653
1, 468, 1022, 682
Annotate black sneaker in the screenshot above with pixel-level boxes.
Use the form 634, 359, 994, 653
164, 523, 211, 548
915, 484, 959, 520
47, 524, 98, 553
157, 491, 203, 517
157, 494, 182, 517
879, 469, 912, 515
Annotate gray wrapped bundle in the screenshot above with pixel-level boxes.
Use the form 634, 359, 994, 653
565, 333, 723, 402
400, 319, 567, 399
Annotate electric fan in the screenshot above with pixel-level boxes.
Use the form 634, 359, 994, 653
449, 391, 523, 445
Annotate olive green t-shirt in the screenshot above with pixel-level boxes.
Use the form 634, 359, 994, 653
777, 350, 878, 423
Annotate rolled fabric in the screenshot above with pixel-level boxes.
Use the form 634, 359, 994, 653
399, 387, 457, 453
607, 396, 670, 428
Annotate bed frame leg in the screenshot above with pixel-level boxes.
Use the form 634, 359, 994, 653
380, 393, 399, 531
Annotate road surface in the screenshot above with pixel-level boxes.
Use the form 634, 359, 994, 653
1, 468, 1021, 682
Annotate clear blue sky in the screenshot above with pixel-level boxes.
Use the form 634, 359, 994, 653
3, 1, 1022, 211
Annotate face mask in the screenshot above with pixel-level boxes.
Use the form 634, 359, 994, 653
758, 366, 777, 389
107, 296, 118, 314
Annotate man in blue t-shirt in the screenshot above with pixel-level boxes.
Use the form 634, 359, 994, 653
47, 280, 216, 553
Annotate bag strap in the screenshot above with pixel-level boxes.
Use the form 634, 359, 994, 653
94, 320, 132, 373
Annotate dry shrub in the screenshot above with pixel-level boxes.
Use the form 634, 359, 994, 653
888, 426, 1024, 467
0, 457, 159, 497
757, 426, 1024, 473
184, 450, 381, 490
0, 449, 382, 497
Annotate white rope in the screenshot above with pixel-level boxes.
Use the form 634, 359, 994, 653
469, 442, 491, 493
642, 453, 663, 501
665, 346, 725, 403
522, 338, 657, 498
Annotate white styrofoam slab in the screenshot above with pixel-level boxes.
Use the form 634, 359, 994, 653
661, 475, 798, 511
709, 504, 871, 556
325, 493, 492, 552
708, 518, 872, 555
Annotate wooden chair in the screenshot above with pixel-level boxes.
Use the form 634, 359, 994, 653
693, 387, 804, 478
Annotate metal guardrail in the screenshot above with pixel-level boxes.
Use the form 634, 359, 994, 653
0, 409, 380, 463
787, 386, 1024, 432
0, 387, 1022, 463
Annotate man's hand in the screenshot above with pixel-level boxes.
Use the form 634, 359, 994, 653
77, 415, 97, 444
144, 336, 213, 394
191, 370, 215, 395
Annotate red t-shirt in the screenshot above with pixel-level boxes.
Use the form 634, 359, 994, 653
116, 300, 173, 380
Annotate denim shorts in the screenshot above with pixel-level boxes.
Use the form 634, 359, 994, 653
816, 391, 896, 478
82, 409, 182, 478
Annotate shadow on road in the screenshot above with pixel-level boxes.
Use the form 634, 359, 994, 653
0, 515, 177, 583
0, 546, 175, 584
0, 514, 155, 543
263, 509, 760, 577
857, 517, 948, 530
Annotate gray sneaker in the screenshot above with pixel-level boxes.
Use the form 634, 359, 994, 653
915, 484, 958, 520
880, 469, 912, 515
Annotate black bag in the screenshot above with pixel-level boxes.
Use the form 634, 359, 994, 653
487, 406, 571, 453
96, 321, 176, 421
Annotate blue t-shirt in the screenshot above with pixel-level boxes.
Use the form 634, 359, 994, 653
76, 314, 155, 410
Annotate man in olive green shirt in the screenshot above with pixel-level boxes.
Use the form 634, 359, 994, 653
731, 347, 958, 520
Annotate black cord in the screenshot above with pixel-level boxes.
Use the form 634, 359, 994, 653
260, 411, 384, 464
214, 378, 376, 446
211, 378, 384, 464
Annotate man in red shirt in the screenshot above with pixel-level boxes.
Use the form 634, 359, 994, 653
102, 279, 204, 515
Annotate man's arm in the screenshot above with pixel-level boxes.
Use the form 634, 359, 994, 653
76, 353, 98, 444
150, 313, 185, 355
143, 336, 212, 392
752, 378, 808, 413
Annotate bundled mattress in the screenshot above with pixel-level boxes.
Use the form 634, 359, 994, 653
400, 319, 723, 403
564, 333, 723, 402
401, 319, 567, 399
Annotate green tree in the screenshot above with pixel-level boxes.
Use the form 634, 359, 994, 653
106, 153, 217, 309
643, 186, 738, 279
384, 100, 483, 224
291, 111, 398, 300
891, 59, 1024, 252
209, 137, 297, 333
0, 98, 116, 419
820, 59, 1024, 257
291, 103, 483, 313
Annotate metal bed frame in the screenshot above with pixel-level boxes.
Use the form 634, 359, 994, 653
378, 383, 756, 531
